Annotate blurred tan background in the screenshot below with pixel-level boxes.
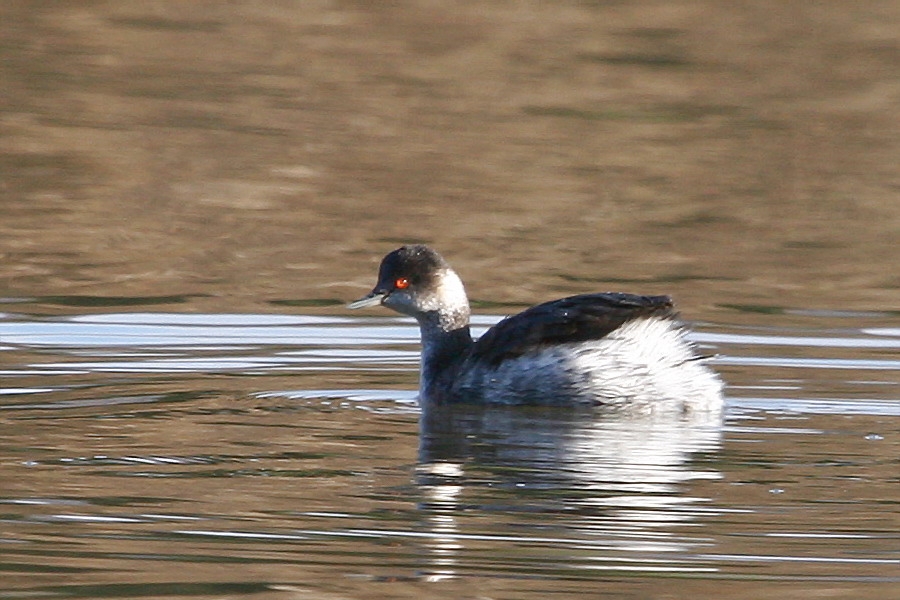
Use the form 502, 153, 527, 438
1, 1, 898, 314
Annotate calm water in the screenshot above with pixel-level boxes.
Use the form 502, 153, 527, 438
2, 304, 899, 599
2, 2, 899, 599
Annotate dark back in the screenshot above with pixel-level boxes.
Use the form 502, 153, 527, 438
470, 293, 675, 366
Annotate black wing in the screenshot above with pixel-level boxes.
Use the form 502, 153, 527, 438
470, 292, 676, 366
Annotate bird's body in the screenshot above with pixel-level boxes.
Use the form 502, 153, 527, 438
349, 245, 723, 411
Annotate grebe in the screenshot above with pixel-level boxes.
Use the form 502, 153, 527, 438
348, 245, 723, 410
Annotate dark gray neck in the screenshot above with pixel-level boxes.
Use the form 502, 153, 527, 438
416, 310, 472, 402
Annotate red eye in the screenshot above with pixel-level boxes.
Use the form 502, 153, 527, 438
395, 277, 410, 290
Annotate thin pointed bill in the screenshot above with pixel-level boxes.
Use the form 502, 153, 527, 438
347, 292, 387, 310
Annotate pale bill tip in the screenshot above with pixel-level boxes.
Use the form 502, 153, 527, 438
347, 293, 386, 310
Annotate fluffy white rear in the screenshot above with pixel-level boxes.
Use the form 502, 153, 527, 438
455, 318, 724, 412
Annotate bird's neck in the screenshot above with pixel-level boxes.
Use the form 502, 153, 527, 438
416, 308, 472, 402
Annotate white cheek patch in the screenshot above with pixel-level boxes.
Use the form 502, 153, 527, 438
381, 268, 472, 337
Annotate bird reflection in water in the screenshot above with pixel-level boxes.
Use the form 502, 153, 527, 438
414, 403, 724, 580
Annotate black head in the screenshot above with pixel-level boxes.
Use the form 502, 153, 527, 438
375, 245, 448, 292
347, 245, 469, 323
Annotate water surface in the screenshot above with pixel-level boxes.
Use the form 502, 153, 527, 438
1, 2, 899, 598
2, 306, 899, 599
